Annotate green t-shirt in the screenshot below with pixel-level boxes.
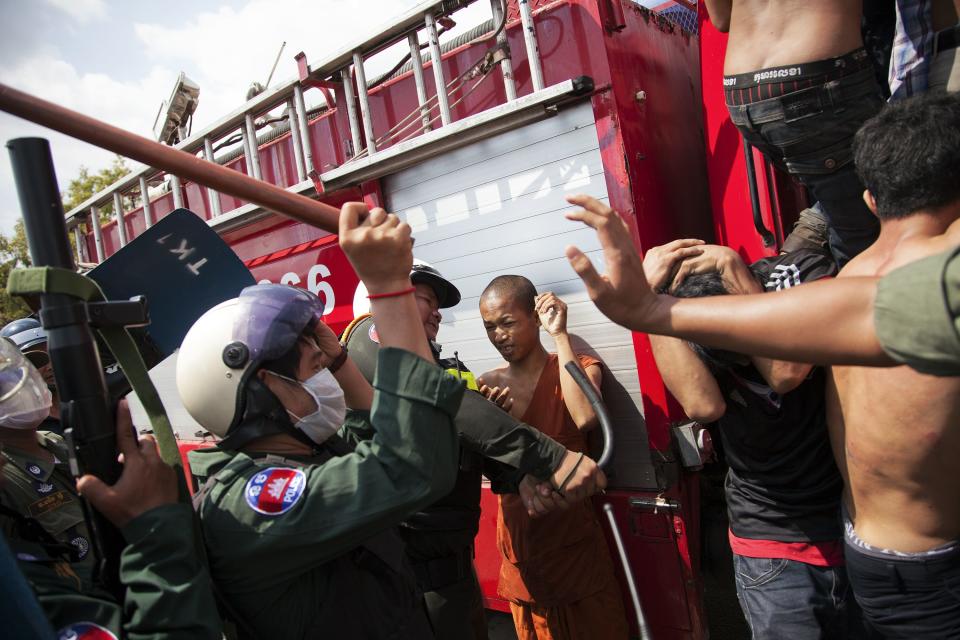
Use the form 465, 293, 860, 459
874, 246, 960, 376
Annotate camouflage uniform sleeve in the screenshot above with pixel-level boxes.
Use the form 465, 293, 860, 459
120, 503, 222, 640
875, 246, 960, 376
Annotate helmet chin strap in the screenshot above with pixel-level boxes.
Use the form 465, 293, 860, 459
218, 376, 315, 451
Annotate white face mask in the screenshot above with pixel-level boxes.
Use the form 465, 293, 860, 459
0, 363, 52, 430
273, 368, 346, 445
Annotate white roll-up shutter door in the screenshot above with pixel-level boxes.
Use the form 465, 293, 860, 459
384, 101, 656, 489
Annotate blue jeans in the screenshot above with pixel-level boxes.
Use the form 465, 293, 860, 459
728, 67, 885, 266
734, 554, 867, 639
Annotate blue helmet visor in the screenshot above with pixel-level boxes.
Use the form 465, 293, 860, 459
231, 284, 324, 363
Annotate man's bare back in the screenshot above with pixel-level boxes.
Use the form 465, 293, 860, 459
706, 0, 864, 74
830, 218, 960, 553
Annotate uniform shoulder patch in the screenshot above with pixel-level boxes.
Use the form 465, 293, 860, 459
244, 467, 307, 516
57, 621, 118, 640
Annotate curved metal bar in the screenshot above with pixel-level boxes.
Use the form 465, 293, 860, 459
603, 503, 652, 640
0, 83, 342, 233
563, 360, 614, 470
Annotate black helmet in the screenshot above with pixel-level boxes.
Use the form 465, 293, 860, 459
410, 260, 461, 309
1, 318, 47, 352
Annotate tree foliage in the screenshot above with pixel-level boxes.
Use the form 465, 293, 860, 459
0, 157, 131, 326
63, 155, 132, 219
0, 221, 31, 325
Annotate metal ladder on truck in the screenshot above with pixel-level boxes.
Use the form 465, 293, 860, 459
63, 0, 591, 264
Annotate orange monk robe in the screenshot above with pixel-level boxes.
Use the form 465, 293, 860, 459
497, 353, 629, 640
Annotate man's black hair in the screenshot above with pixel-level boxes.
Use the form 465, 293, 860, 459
853, 91, 960, 220
672, 273, 750, 370
259, 332, 308, 380
480, 275, 538, 315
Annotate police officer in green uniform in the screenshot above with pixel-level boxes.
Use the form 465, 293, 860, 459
0, 337, 98, 608
183, 203, 464, 639
0, 341, 221, 639
341, 261, 609, 640
2, 317, 63, 435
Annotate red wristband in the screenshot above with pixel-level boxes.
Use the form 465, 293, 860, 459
366, 286, 415, 300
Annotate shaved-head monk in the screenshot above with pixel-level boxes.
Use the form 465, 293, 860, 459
477, 276, 628, 640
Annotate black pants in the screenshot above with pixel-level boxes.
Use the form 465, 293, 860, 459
845, 539, 960, 639
726, 60, 884, 266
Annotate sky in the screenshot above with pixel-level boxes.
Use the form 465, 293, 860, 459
0, 0, 491, 236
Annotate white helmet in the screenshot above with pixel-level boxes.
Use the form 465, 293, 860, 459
176, 284, 324, 440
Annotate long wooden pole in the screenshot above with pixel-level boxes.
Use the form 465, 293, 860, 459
0, 83, 341, 233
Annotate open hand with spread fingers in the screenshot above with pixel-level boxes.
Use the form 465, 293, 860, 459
564, 194, 661, 331
477, 378, 514, 413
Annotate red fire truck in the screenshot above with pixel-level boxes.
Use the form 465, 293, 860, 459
63, 1, 807, 637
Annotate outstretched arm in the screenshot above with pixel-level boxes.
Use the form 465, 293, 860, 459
564, 194, 890, 367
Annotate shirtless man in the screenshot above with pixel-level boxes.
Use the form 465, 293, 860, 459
826, 91, 960, 638
477, 276, 627, 640
705, 0, 883, 265
566, 91, 960, 637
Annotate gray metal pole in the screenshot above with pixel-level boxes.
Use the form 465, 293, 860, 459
138, 176, 153, 228
408, 33, 432, 132
244, 113, 262, 179
112, 192, 127, 246
353, 52, 377, 154
603, 504, 652, 640
518, 0, 544, 91
293, 84, 315, 175
491, 0, 517, 100
341, 68, 363, 158
425, 12, 452, 126
286, 99, 307, 182
73, 225, 89, 264
170, 174, 184, 209
202, 137, 223, 217
90, 205, 105, 262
